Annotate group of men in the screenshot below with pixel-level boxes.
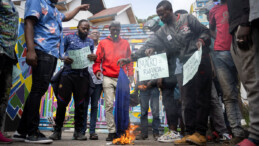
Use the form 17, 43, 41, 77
0, 0, 259, 146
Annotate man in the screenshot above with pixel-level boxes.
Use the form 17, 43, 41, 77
82, 29, 102, 140
93, 21, 133, 141
227, 0, 259, 145
0, 0, 19, 144
209, 0, 239, 142
12, 0, 90, 143
49, 20, 94, 141
144, 1, 211, 145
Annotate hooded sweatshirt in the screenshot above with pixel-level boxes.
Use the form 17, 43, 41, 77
93, 36, 133, 78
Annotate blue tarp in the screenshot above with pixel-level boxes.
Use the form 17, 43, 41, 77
115, 68, 130, 137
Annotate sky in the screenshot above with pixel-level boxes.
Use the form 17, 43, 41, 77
103, 0, 196, 19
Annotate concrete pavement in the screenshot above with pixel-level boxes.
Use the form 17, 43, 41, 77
5, 131, 230, 146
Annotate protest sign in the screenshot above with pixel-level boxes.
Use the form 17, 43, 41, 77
183, 46, 202, 86
68, 46, 94, 69
137, 53, 169, 81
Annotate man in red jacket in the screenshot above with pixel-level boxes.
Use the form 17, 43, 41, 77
93, 21, 133, 141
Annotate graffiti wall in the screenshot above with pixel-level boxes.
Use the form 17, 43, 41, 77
5, 20, 169, 132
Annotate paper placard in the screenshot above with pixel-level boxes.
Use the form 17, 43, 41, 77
137, 53, 169, 81
183, 46, 202, 86
67, 46, 94, 69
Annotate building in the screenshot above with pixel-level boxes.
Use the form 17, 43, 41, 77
13, 0, 137, 27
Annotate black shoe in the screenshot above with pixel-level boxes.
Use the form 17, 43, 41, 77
89, 133, 98, 140
136, 134, 148, 140
153, 133, 159, 141
73, 131, 87, 141
49, 130, 61, 140
106, 133, 117, 141
25, 131, 53, 144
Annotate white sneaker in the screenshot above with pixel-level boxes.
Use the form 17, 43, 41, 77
12, 131, 26, 142
158, 131, 181, 143
220, 133, 232, 141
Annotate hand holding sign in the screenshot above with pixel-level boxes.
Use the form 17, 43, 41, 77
68, 46, 94, 69
137, 53, 169, 81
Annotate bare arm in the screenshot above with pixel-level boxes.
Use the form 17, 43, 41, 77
63, 4, 90, 22
25, 17, 38, 66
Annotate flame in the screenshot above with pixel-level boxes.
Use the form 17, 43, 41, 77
112, 125, 139, 145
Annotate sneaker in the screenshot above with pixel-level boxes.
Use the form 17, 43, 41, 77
89, 133, 98, 140
0, 131, 12, 144
174, 135, 190, 145
73, 131, 87, 140
106, 133, 117, 141
12, 131, 26, 142
186, 132, 206, 146
235, 139, 257, 146
220, 133, 232, 142
49, 130, 61, 140
135, 134, 148, 140
25, 132, 53, 144
153, 133, 159, 141
158, 131, 181, 143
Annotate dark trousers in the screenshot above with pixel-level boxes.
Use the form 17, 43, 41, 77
161, 75, 181, 131
0, 54, 13, 130
231, 20, 259, 140
17, 50, 57, 135
82, 84, 102, 134
180, 54, 212, 136
55, 73, 89, 132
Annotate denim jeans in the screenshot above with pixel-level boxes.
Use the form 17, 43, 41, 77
17, 50, 57, 136
82, 84, 103, 134
0, 54, 13, 131
213, 50, 244, 137
140, 86, 160, 135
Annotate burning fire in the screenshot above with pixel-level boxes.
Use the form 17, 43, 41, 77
112, 125, 139, 145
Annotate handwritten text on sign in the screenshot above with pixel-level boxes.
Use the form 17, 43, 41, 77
68, 46, 94, 69
183, 46, 202, 86
137, 53, 169, 81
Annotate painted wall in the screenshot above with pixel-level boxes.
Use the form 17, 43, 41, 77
115, 11, 131, 24
5, 21, 171, 132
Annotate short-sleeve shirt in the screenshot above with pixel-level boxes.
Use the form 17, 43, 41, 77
0, 0, 19, 60
62, 32, 94, 74
24, 0, 65, 58
209, 4, 232, 51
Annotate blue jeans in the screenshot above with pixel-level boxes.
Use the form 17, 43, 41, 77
213, 51, 244, 137
82, 84, 103, 134
140, 87, 160, 135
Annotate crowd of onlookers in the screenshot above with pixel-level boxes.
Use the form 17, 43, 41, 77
0, 0, 259, 146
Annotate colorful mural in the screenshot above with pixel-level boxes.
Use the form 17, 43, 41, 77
5, 20, 169, 132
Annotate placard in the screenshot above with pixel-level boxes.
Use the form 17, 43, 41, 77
67, 46, 93, 69
137, 53, 169, 81
183, 46, 202, 86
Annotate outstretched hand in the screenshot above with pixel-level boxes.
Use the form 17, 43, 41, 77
145, 48, 155, 57
117, 58, 131, 67
79, 4, 90, 11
